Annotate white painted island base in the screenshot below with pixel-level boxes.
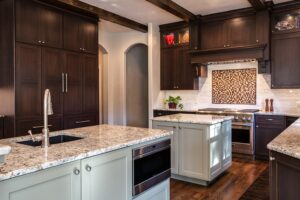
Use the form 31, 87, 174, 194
153, 115, 232, 186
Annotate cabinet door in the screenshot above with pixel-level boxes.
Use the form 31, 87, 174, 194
255, 126, 284, 158
178, 123, 209, 180
16, 0, 40, 45
64, 14, 82, 52
42, 48, 64, 116
152, 121, 179, 174
64, 52, 83, 115
0, 117, 4, 139
161, 48, 176, 90
83, 55, 99, 113
221, 121, 232, 169
271, 35, 300, 88
201, 21, 226, 50
176, 46, 195, 90
226, 16, 256, 47
16, 43, 42, 118
39, 6, 63, 48
64, 114, 98, 129
82, 148, 132, 200
0, 161, 81, 200
81, 19, 98, 54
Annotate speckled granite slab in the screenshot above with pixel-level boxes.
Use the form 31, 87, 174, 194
256, 111, 300, 118
152, 114, 233, 125
268, 119, 300, 159
0, 125, 172, 181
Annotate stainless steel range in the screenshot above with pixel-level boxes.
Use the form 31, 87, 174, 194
197, 108, 259, 155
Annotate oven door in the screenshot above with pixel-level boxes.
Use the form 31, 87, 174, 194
232, 123, 254, 154
133, 140, 171, 196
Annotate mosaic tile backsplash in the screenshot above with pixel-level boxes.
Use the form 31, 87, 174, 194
212, 68, 257, 104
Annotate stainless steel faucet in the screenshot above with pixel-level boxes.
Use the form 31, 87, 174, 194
41, 89, 53, 148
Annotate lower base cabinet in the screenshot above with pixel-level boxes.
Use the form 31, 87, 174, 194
0, 147, 131, 200
270, 151, 300, 200
0, 161, 81, 200
82, 147, 132, 200
134, 179, 170, 200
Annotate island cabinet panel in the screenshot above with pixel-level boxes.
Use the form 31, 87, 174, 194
0, 161, 81, 200
81, 148, 132, 200
134, 179, 170, 200
152, 120, 232, 184
64, 14, 98, 54
16, 0, 63, 48
270, 151, 300, 200
152, 121, 179, 174
255, 115, 285, 159
178, 123, 209, 180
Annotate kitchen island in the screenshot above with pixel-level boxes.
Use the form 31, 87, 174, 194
268, 118, 300, 200
0, 125, 172, 200
152, 114, 233, 185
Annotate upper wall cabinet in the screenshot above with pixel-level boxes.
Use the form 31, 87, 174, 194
16, 0, 63, 48
271, 6, 300, 89
64, 14, 98, 54
201, 15, 258, 50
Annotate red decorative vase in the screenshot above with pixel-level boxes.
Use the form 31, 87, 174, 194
168, 103, 177, 109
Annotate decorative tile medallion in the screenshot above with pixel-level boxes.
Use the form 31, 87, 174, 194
212, 68, 256, 104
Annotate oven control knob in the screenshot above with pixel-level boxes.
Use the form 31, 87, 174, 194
234, 116, 239, 120
247, 117, 252, 122
242, 117, 246, 121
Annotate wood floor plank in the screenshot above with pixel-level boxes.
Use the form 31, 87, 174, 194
170, 157, 268, 200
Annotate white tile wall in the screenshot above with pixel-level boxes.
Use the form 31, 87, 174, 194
155, 61, 300, 113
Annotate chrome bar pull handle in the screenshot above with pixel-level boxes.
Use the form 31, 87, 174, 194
62, 73, 65, 93
65, 73, 68, 93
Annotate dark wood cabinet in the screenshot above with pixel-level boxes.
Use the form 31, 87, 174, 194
225, 16, 257, 47
42, 48, 64, 116
64, 14, 98, 54
0, 0, 99, 137
201, 21, 225, 50
16, 0, 63, 48
271, 33, 300, 88
16, 43, 42, 119
64, 52, 83, 115
64, 114, 98, 129
255, 115, 285, 159
161, 46, 197, 90
0, 117, 4, 139
270, 151, 300, 200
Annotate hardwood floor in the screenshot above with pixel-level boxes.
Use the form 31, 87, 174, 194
170, 157, 268, 200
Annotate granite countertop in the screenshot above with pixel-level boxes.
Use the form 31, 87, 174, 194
152, 114, 233, 125
268, 118, 300, 159
154, 108, 197, 112
0, 125, 172, 181
255, 111, 300, 118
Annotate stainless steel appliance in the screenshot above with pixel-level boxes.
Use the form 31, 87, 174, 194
133, 139, 171, 196
197, 108, 259, 155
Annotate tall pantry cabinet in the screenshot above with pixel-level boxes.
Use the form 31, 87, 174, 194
0, 0, 99, 138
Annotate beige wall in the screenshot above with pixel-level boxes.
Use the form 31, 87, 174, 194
155, 61, 300, 113
98, 27, 148, 125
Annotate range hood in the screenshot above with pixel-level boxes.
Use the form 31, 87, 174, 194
190, 44, 267, 63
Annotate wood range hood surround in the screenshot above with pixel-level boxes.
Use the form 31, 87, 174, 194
190, 44, 269, 73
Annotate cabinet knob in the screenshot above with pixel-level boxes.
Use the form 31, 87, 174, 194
224, 44, 226, 48
42, 41, 45, 44
227, 44, 230, 47
73, 168, 80, 175
38, 40, 42, 44
256, 125, 259, 128
86, 165, 92, 172
256, 39, 259, 43
269, 156, 275, 161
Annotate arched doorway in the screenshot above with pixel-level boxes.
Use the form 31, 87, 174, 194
125, 44, 148, 128
99, 45, 109, 124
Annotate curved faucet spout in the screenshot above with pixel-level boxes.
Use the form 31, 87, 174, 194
42, 89, 53, 148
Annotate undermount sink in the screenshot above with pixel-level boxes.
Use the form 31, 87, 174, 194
17, 135, 83, 147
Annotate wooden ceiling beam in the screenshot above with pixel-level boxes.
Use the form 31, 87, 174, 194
247, 0, 267, 10
145, 0, 196, 22
43, 0, 148, 33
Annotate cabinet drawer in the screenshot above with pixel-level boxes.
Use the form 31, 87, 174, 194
17, 118, 63, 136
64, 114, 98, 129
255, 115, 285, 126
